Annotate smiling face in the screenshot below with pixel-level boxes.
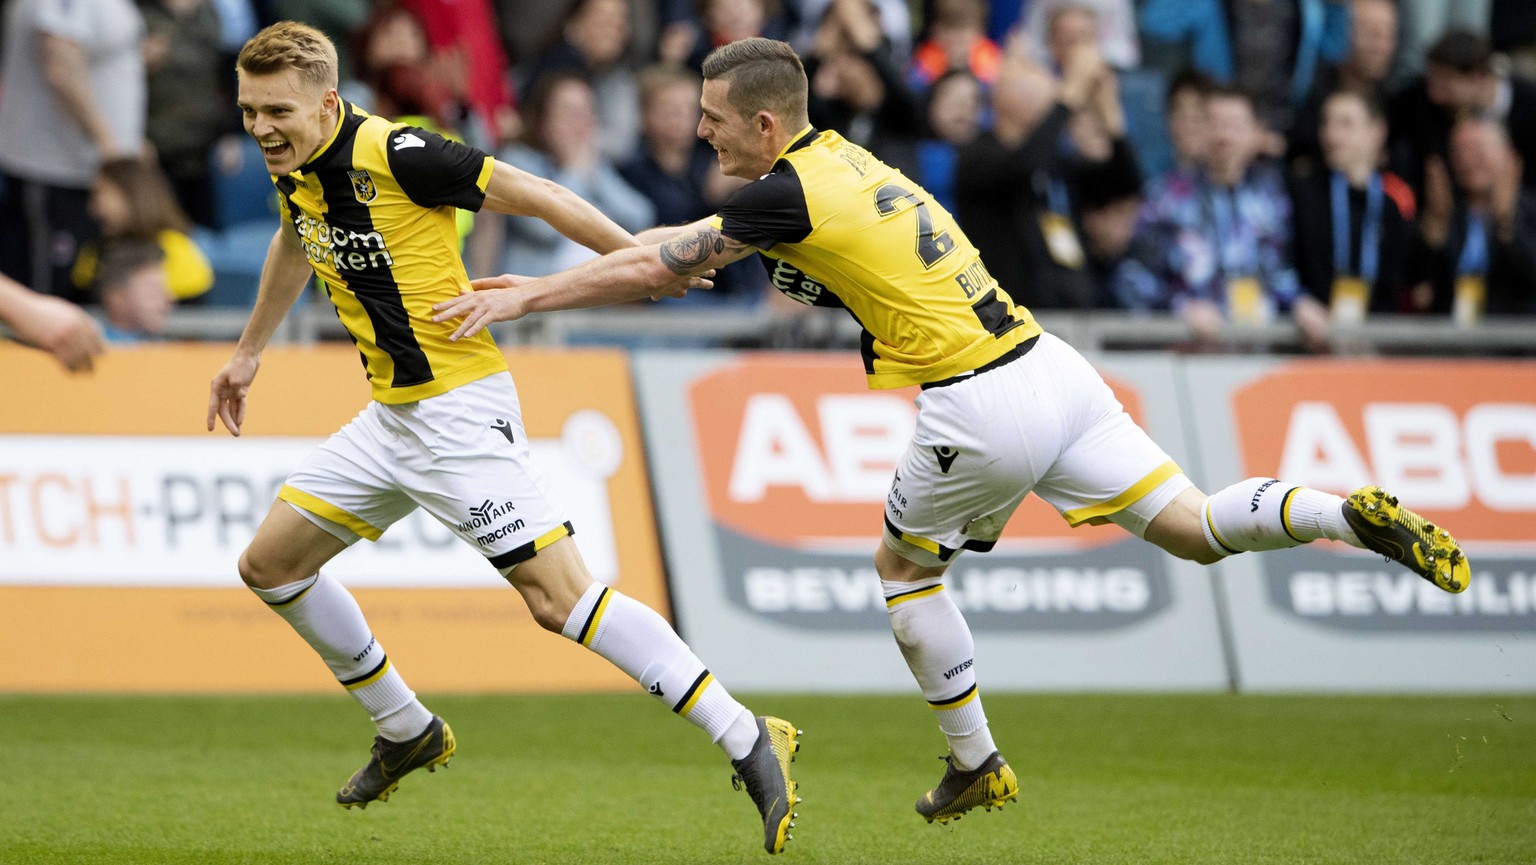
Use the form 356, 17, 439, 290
237, 66, 339, 175
698, 78, 774, 179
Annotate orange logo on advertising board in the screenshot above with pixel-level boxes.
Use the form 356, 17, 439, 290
1233, 361, 1536, 543
689, 354, 1145, 550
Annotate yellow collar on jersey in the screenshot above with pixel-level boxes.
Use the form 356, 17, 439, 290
771, 125, 819, 167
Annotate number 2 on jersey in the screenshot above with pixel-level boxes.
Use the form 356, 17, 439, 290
873, 183, 956, 268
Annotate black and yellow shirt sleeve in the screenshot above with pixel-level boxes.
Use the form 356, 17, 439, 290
385, 125, 494, 211
718, 167, 814, 249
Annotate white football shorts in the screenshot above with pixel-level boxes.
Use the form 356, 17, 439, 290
277, 371, 571, 568
883, 332, 1191, 567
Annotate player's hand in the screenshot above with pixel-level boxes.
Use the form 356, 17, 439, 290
649, 270, 714, 301
469, 273, 535, 292
433, 286, 531, 341
11, 291, 105, 373
208, 352, 260, 436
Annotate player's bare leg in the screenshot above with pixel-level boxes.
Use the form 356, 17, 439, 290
876, 542, 1018, 824
504, 536, 801, 854
1146, 483, 1469, 592
239, 501, 451, 808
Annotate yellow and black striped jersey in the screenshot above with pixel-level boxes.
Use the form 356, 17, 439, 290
272, 101, 505, 403
715, 127, 1042, 389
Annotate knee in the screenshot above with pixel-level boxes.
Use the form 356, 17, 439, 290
523, 594, 570, 633
1144, 488, 1223, 565
1169, 542, 1225, 566
501, 567, 579, 634
237, 547, 306, 590
1148, 524, 1225, 565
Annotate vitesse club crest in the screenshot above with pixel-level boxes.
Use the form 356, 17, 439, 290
349, 169, 377, 203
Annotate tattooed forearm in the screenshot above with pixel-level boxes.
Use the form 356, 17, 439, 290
659, 228, 726, 274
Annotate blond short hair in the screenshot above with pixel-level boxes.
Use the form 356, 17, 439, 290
236, 21, 339, 91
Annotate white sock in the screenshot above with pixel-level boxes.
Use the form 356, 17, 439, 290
1285, 487, 1364, 547
883, 578, 996, 770
562, 583, 757, 760
1201, 478, 1363, 557
251, 573, 432, 742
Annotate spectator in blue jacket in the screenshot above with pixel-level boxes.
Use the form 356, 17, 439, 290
1116, 86, 1303, 343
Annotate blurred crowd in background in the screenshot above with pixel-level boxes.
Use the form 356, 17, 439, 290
1, 0, 1534, 353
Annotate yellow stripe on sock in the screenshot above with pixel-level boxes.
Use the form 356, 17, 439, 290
1061, 460, 1183, 527
1279, 487, 1305, 543
676, 672, 715, 717
1205, 502, 1240, 556
885, 585, 945, 609
928, 684, 978, 710
581, 589, 614, 648
343, 658, 392, 691
278, 485, 383, 541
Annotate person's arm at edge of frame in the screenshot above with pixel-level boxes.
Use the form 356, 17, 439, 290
432, 221, 755, 341
206, 224, 313, 437
0, 270, 105, 372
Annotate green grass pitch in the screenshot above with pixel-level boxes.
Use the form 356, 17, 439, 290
2, 692, 1533, 864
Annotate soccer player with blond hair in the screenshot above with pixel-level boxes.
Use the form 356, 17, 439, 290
208, 22, 799, 855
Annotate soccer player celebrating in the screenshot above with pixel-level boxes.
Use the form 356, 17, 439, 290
207, 23, 799, 855
435, 37, 1472, 826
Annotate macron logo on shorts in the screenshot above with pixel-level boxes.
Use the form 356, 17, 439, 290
490, 418, 516, 445
933, 445, 959, 474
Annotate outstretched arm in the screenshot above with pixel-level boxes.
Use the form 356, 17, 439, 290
0, 272, 104, 373
634, 218, 715, 245
207, 225, 312, 436
434, 223, 757, 340
480, 161, 639, 255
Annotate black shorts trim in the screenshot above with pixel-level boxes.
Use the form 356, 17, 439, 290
487, 520, 575, 569
920, 335, 1039, 391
